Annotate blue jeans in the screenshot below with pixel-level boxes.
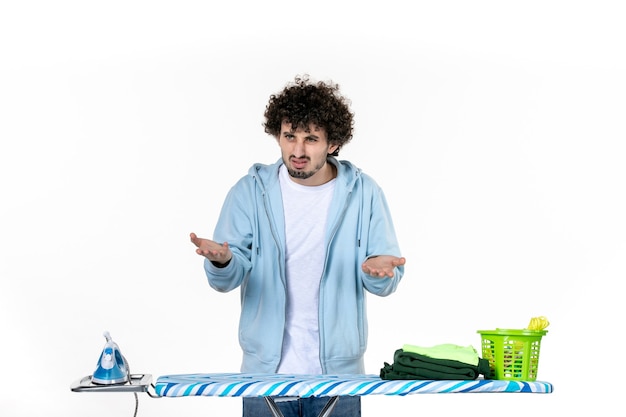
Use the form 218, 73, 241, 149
242, 396, 361, 417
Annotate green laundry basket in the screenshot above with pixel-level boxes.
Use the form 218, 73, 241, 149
477, 329, 548, 381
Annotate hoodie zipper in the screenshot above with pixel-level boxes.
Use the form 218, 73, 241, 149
318, 183, 357, 373
255, 169, 288, 371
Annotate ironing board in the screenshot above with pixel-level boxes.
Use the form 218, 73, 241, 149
154, 373, 553, 417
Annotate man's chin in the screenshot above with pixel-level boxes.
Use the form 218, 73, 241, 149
287, 168, 313, 180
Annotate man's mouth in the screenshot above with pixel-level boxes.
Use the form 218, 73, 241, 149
290, 157, 309, 169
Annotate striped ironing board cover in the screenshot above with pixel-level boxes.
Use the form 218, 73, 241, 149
154, 373, 553, 397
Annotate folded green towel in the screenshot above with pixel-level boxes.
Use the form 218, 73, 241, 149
402, 343, 480, 366
380, 349, 491, 381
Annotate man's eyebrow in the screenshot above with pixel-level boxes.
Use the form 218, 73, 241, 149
305, 133, 320, 139
281, 129, 320, 138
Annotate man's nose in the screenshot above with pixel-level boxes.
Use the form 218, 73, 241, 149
293, 139, 306, 156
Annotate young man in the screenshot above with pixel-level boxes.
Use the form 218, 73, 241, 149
190, 75, 406, 417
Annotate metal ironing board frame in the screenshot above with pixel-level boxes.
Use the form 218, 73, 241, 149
71, 374, 154, 394
264, 396, 340, 417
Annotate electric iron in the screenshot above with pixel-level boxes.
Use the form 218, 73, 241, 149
91, 331, 129, 385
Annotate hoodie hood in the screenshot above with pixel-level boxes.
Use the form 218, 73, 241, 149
249, 156, 364, 249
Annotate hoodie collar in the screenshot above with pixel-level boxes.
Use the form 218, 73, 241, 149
251, 156, 361, 193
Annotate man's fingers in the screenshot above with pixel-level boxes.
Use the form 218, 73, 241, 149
394, 257, 406, 267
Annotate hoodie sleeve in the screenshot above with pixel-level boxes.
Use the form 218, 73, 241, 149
360, 181, 404, 296
203, 178, 254, 292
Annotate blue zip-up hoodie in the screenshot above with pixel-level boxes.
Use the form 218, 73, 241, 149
203, 157, 404, 374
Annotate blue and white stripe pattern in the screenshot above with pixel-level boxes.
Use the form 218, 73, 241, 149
154, 373, 553, 397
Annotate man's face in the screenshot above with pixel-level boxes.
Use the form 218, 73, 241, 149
278, 121, 338, 186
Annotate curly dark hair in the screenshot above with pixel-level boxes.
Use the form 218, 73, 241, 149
263, 75, 354, 156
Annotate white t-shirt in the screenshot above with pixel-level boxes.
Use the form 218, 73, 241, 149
277, 164, 336, 374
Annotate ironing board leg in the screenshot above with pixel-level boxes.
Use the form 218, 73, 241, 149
264, 396, 285, 417
316, 396, 339, 417
263, 396, 340, 417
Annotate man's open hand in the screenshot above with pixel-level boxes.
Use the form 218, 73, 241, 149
190, 232, 233, 265
362, 255, 406, 278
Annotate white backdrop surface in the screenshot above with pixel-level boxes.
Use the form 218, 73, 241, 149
1, 1, 624, 416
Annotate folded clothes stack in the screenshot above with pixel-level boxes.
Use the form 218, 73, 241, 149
380, 343, 491, 380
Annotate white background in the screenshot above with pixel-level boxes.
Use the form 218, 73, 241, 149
1, 1, 624, 416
